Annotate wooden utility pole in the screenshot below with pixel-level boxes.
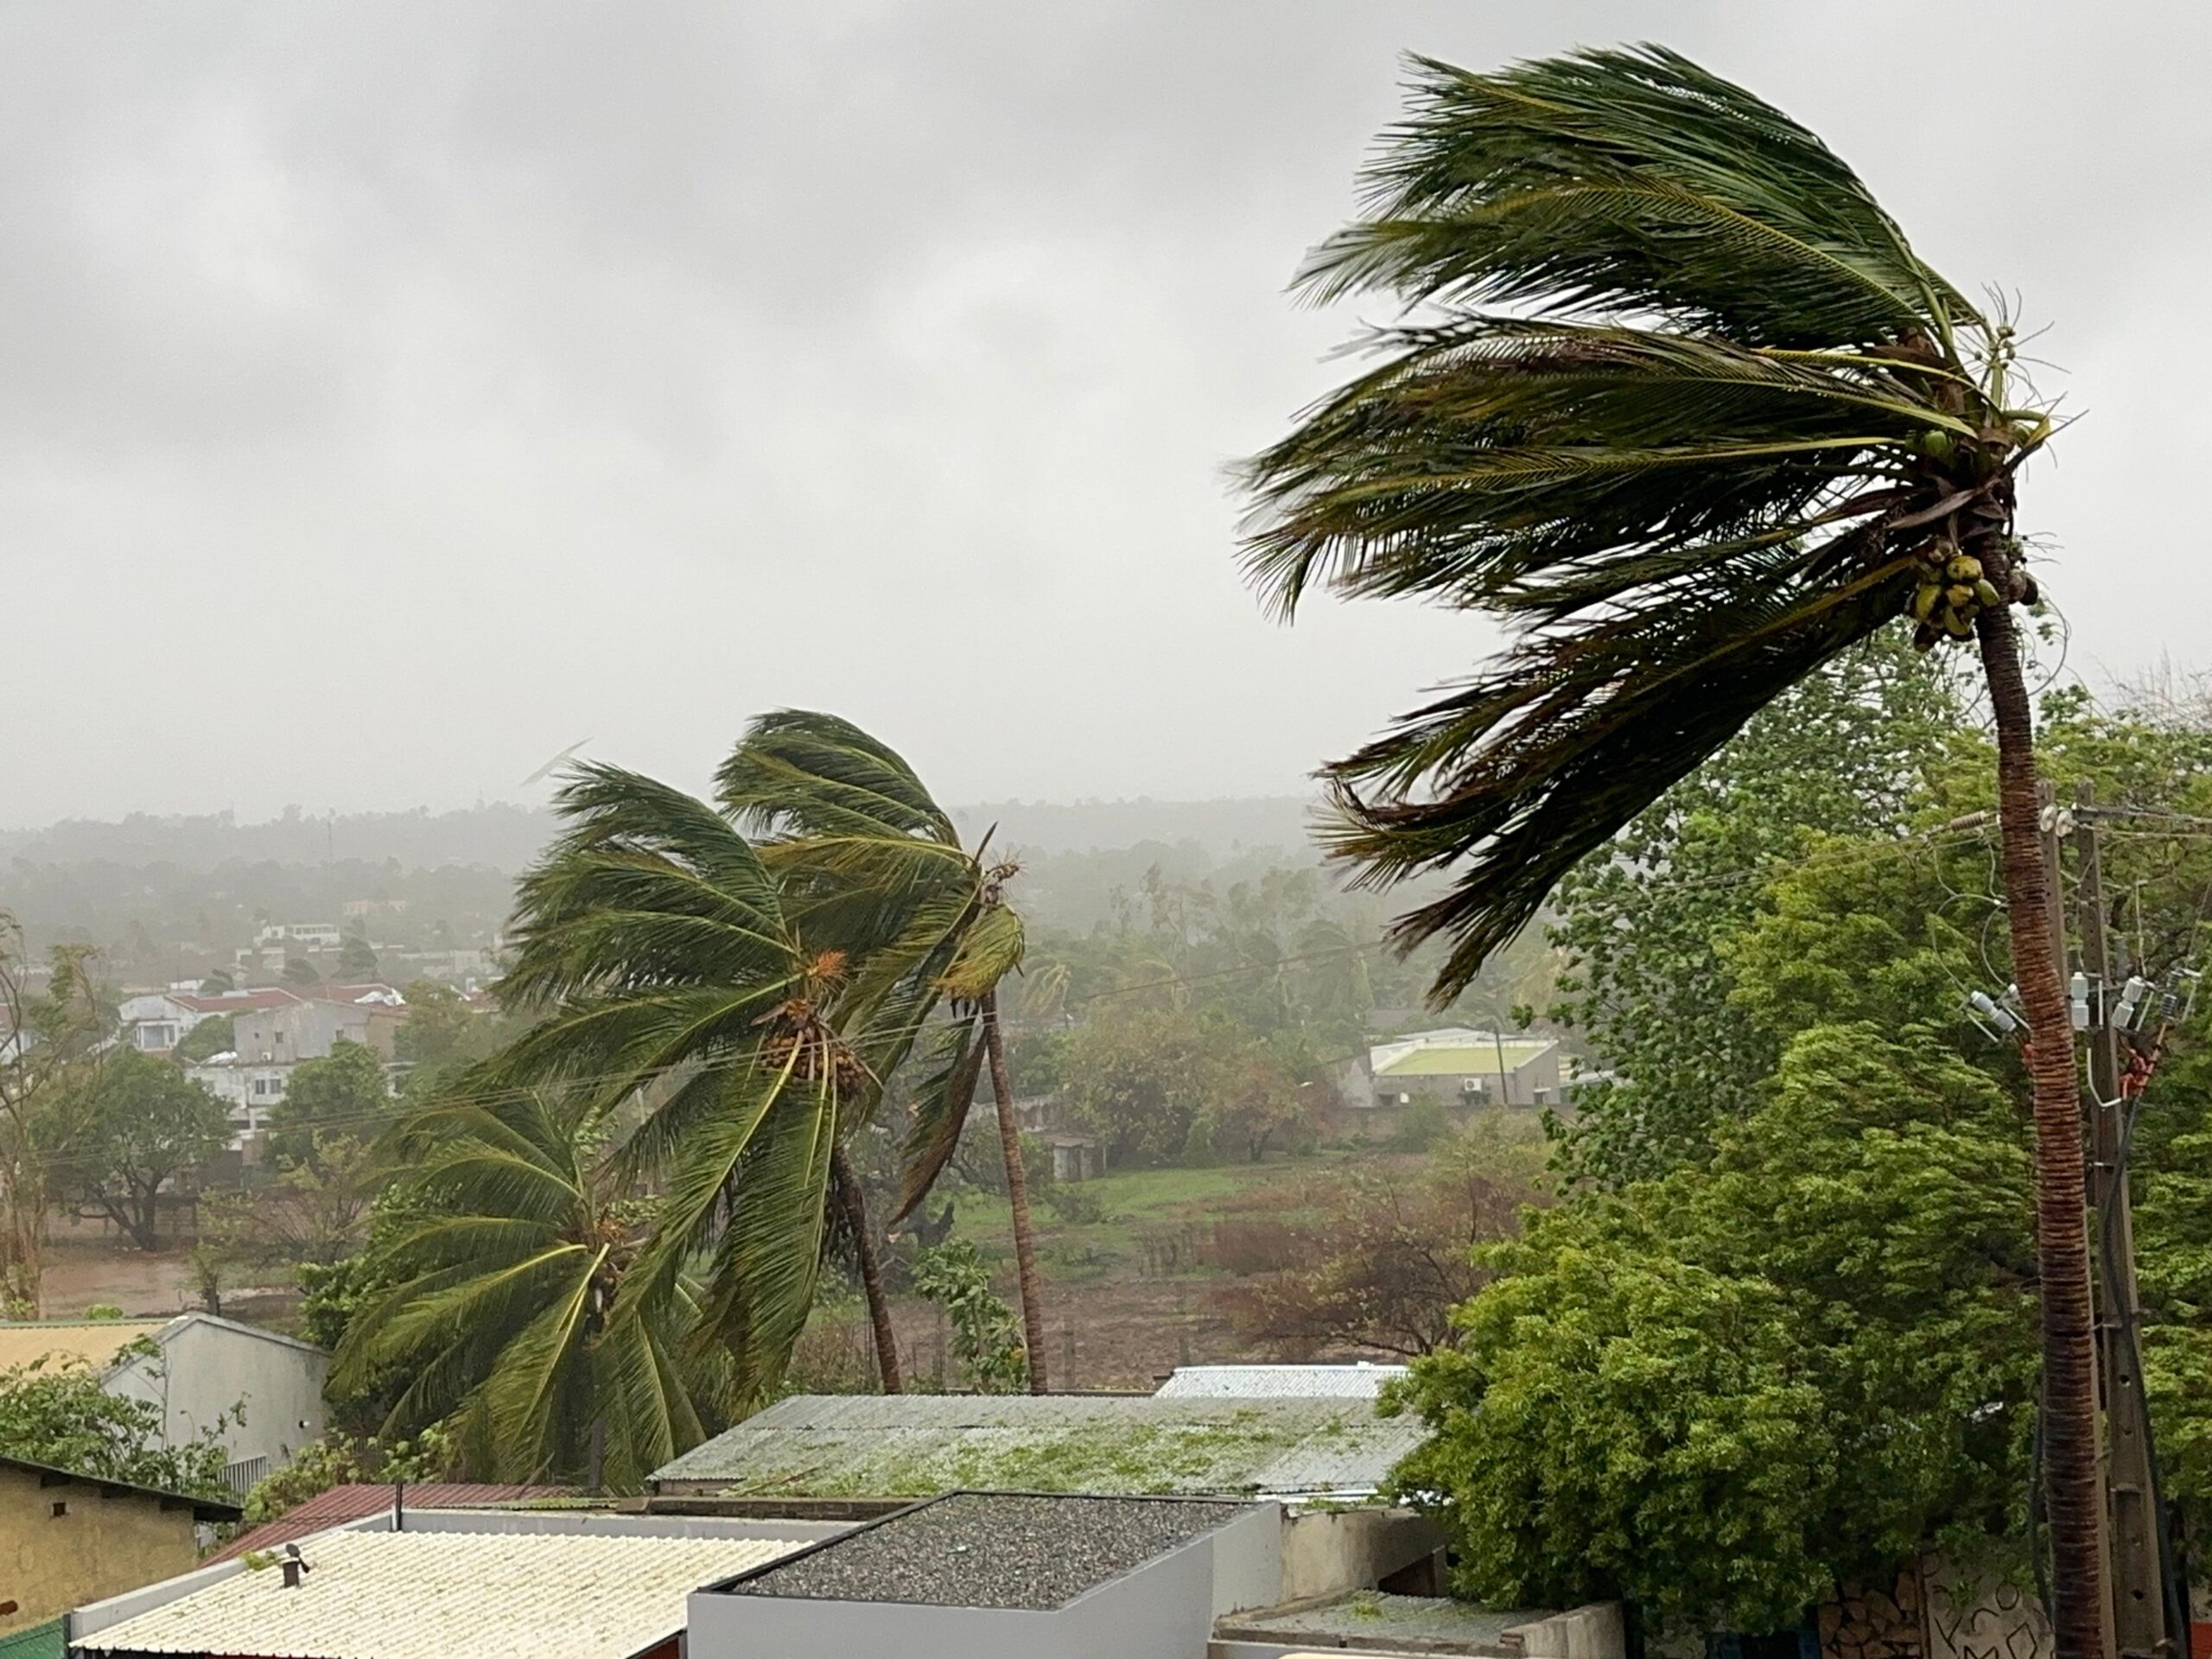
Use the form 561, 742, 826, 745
2072, 785, 2172, 1659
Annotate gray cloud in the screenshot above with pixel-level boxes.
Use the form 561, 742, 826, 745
1, 1, 2203, 823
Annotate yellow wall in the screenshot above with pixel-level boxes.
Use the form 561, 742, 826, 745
0, 1465, 203, 1636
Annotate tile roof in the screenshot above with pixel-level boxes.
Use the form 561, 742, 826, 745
174, 988, 305, 1014
1153, 1363, 1409, 1400
77, 1529, 798, 1659
649, 1392, 1423, 1501
207, 1483, 574, 1565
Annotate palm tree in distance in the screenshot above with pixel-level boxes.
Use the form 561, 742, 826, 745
716, 712, 1049, 1393
1241, 46, 2092, 1652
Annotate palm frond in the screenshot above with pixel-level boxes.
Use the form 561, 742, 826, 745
1238, 43, 2032, 1001
717, 709, 958, 845
1301, 46, 1974, 346
893, 1012, 986, 1222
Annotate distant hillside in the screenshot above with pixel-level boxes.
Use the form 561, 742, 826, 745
952, 797, 1317, 859
0, 804, 556, 874
2, 796, 1322, 877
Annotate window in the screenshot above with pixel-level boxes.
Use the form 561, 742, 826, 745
49, 1501, 67, 1518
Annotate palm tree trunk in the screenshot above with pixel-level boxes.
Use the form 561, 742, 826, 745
831, 1143, 903, 1394
981, 990, 1049, 1393
1978, 593, 2103, 1658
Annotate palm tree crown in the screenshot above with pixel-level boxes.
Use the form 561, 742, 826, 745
492, 763, 864, 1409
716, 711, 1047, 1389
1242, 44, 2050, 1001
330, 1086, 717, 1487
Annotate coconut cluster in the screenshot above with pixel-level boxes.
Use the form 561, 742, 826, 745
1907, 540, 2037, 652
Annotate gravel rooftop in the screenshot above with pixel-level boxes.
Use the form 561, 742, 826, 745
722, 1492, 1246, 1611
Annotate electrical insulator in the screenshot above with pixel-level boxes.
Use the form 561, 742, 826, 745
1968, 989, 2021, 1036
2114, 976, 2151, 1033
2070, 971, 2091, 1032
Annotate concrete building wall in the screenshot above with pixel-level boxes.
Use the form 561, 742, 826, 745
105, 1319, 326, 1486
1277, 1509, 1442, 1604
0, 1465, 201, 1637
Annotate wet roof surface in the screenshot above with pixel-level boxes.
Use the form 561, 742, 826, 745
651, 1392, 1421, 1498
722, 1492, 1246, 1610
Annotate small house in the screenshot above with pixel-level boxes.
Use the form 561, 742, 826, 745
0, 1454, 238, 1652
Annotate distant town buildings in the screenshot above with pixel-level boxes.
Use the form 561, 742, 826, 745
117, 983, 411, 1154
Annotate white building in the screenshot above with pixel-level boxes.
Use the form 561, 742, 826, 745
0, 1314, 327, 1493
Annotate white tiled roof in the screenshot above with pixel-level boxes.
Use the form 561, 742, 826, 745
77, 1529, 798, 1659
1154, 1363, 1408, 1399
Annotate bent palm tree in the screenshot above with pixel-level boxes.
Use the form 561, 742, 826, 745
331, 1086, 720, 1488
1242, 46, 2092, 1652
717, 712, 1047, 1392
493, 764, 878, 1408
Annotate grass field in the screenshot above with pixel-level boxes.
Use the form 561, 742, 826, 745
934, 1149, 1374, 1282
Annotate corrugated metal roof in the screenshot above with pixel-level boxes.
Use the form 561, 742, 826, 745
77, 1529, 797, 1659
206, 1483, 575, 1565
1373, 1041, 1552, 1078
650, 1393, 1423, 1501
1154, 1363, 1408, 1399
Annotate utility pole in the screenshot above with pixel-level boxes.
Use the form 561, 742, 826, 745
2072, 784, 2172, 1659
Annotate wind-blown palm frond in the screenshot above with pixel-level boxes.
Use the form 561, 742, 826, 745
484, 764, 867, 1412
716, 709, 1050, 1389
331, 1088, 717, 1487
1242, 44, 2052, 1001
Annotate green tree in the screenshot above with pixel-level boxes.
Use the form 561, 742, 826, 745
909, 1240, 1027, 1394
198, 969, 235, 995
54, 1050, 230, 1250
338, 935, 379, 980
0, 1350, 233, 1497
241, 1425, 453, 1525
331, 1087, 722, 1489
1389, 1025, 2033, 1630
175, 1014, 235, 1064
1239, 48, 2094, 1640
1548, 636, 1959, 1184
717, 712, 1046, 1391
393, 979, 490, 1072
1058, 1006, 1223, 1166
1, 925, 114, 1314
268, 1039, 390, 1170
283, 955, 319, 988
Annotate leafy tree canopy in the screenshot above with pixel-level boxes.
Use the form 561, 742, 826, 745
0, 1351, 234, 1497
51, 1050, 230, 1251
175, 1014, 235, 1064
1392, 1025, 2033, 1631
268, 1039, 390, 1171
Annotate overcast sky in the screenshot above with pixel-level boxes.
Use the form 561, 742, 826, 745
1, 2, 2203, 825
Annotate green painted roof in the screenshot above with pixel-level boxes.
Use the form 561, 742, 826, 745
1374, 1042, 1550, 1077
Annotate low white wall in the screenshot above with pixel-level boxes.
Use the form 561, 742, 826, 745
688, 1504, 1281, 1659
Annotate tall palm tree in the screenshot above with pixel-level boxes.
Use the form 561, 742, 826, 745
330, 1086, 721, 1488
1241, 46, 2091, 1651
493, 764, 884, 1408
716, 712, 1048, 1393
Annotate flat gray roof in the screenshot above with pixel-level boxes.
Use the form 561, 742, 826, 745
718, 1492, 1246, 1610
